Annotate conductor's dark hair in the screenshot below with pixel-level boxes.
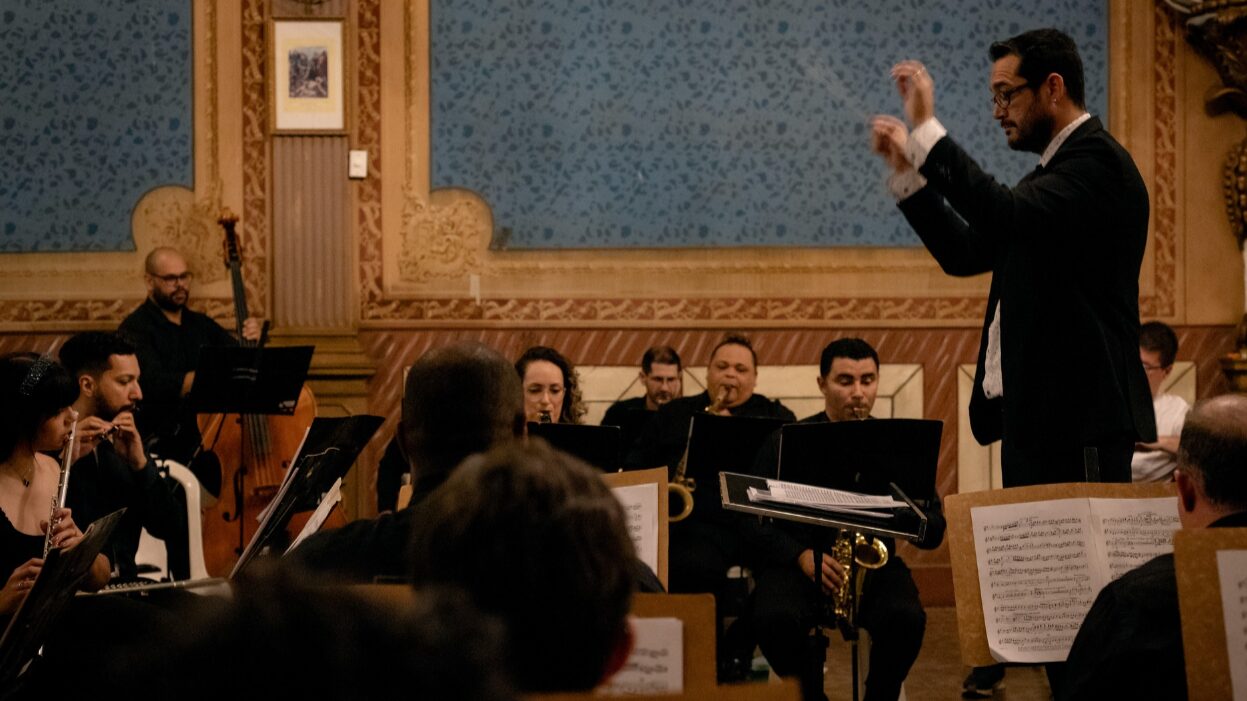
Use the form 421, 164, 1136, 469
59, 331, 138, 379
819, 338, 880, 377
401, 342, 524, 487
990, 28, 1086, 109
1139, 321, 1179, 369
410, 441, 635, 692
641, 345, 682, 374
515, 345, 586, 424
0, 353, 78, 463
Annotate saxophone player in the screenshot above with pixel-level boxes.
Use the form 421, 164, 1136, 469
742, 338, 945, 701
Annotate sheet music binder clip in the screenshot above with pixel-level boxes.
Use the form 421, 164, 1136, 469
188, 345, 314, 415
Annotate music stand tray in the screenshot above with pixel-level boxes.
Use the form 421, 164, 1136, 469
188, 345, 313, 415
527, 422, 623, 472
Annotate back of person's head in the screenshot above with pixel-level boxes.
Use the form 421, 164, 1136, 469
410, 441, 635, 692
0, 353, 78, 462
710, 332, 758, 366
1139, 321, 1179, 368
641, 345, 682, 373
105, 564, 515, 701
989, 28, 1086, 109
59, 331, 137, 379
401, 342, 524, 483
819, 338, 880, 376
1177, 394, 1247, 513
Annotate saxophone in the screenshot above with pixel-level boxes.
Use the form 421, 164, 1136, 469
828, 403, 886, 628
668, 385, 730, 523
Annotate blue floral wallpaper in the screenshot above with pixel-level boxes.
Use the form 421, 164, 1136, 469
0, 1, 192, 252
431, 0, 1107, 249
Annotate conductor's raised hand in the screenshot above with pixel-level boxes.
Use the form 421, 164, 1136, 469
870, 115, 912, 173
890, 60, 935, 127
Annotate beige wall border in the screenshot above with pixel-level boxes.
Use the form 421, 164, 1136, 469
364, 0, 1180, 328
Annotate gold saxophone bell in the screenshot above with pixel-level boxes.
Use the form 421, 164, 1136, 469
668, 479, 695, 522
829, 530, 889, 626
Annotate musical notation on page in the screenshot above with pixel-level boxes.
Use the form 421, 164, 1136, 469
1215, 549, 1247, 701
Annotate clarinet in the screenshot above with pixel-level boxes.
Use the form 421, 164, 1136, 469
42, 420, 77, 558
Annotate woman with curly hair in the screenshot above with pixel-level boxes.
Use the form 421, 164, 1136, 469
514, 346, 585, 425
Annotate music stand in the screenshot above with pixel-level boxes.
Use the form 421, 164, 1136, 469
527, 422, 623, 471
0, 509, 125, 689
188, 345, 314, 415
682, 413, 785, 515
232, 415, 384, 579
720, 419, 941, 701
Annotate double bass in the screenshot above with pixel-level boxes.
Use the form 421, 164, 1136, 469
197, 210, 321, 576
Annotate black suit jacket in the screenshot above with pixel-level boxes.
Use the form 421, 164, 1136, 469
899, 118, 1155, 485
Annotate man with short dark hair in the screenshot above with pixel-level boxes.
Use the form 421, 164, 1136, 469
289, 341, 525, 582
1133, 321, 1189, 482
601, 345, 684, 450
745, 338, 942, 701
870, 29, 1155, 489
410, 441, 636, 692
60, 331, 189, 580
1062, 394, 1247, 700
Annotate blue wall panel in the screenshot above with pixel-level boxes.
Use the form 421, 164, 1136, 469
431, 0, 1108, 249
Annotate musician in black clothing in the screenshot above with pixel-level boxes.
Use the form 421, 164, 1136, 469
626, 333, 795, 590
117, 247, 262, 475
743, 339, 944, 701
601, 345, 684, 452
60, 332, 189, 581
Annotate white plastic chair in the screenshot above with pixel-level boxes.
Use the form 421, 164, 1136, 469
134, 459, 209, 581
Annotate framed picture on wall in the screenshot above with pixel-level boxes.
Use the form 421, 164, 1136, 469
270, 19, 346, 133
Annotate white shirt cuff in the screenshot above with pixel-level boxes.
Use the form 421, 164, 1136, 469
905, 117, 947, 169
886, 170, 928, 201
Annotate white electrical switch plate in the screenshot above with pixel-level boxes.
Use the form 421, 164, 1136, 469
348, 150, 368, 179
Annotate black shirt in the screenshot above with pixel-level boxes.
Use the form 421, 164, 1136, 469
1061, 510, 1247, 701
600, 396, 652, 455
118, 300, 237, 463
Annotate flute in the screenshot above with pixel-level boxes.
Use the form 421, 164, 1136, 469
42, 419, 78, 557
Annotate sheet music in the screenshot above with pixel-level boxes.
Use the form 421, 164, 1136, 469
1216, 549, 1247, 701
287, 477, 343, 554
600, 617, 683, 695
972, 499, 1099, 663
746, 479, 903, 518
972, 496, 1182, 663
611, 483, 660, 577
1087, 497, 1180, 581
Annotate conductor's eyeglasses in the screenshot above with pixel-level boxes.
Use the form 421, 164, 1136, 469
991, 83, 1030, 110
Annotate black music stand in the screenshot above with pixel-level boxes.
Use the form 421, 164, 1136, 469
527, 423, 623, 472
720, 419, 942, 701
681, 413, 786, 515
232, 415, 384, 579
188, 345, 314, 415
0, 509, 125, 692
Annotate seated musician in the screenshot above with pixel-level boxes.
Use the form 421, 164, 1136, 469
515, 345, 586, 424
410, 441, 635, 692
626, 333, 795, 594
744, 338, 943, 701
1061, 394, 1247, 700
117, 247, 262, 486
59, 332, 190, 582
289, 342, 525, 582
0, 353, 110, 613
601, 344, 684, 452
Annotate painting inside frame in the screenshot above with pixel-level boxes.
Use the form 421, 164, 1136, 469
272, 19, 344, 132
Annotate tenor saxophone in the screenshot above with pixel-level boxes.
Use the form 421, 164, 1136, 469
668, 385, 730, 523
